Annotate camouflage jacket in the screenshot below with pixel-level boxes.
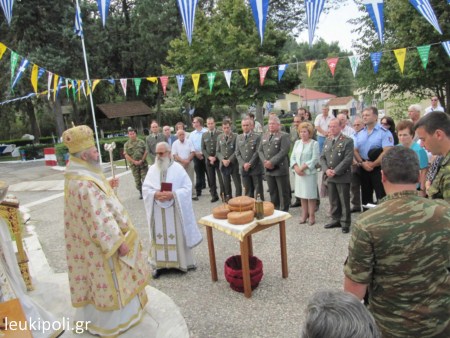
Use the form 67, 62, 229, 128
344, 190, 450, 338
124, 138, 147, 161
429, 151, 450, 202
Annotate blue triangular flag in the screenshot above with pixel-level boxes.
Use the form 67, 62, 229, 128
0, 0, 14, 25
37, 67, 45, 80
442, 41, 450, 58
409, 0, 442, 34
306, 0, 326, 46
11, 58, 29, 89
363, 0, 384, 44
250, 0, 269, 45
278, 64, 288, 82
177, 0, 198, 45
97, 0, 111, 27
74, 4, 83, 37
176, 75, 185, 93
370, 52, 383, 73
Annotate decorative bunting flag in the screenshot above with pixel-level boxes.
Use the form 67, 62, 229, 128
120, 78, 127, 96
11, 58, 29, 90
393, 48, 406, 74
278, 64, 287, 82
443, 41, 450, 58
305, 0, 325, 46
107, 78, 115, 85
97, 0, 110, 27
92, 79, 100, 92
177, 0, 198, 45
77, 80, 82, 101
416, 45, 431, 69
65, 79, 70, 98
305, 60, 317, 78
259, 66, 270, 86
326, 57, 339, 77
53, 74, 59, 100
240, 69, 249, 85
10, 51, 18, 83
47, 72, 53, 100
85, 80, 91, 96
176, 75, 185, 93
160, 76, 169, 95
370, 51, 383, 73
31, 64, 39, 93
146, 77, 158, 83
37, 67, 45, 80
348, 55, 361, 77
74, 3, 83, 37
191, 74, 200, 93
363, 0, 384, 44
0, 0, 14, 25
134, 78, 142, 96
56, 77, 63, 99
72, 80, 77, 101
224, 70, 232, 88
207, 72, 216, 92
0, 43, 6, 59
409, 0, 442, 34
249, 0, 269, 45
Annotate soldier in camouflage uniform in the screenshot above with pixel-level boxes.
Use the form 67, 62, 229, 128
124, 127, 148, 199
344, 147, 450, 338
414, 112, 450, 202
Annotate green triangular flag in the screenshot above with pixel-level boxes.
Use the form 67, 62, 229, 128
10, 51, 19, 84
134, 78, 142, 96
417, 45, 431, 69
207, 72, 216, 93
65, 79, 70, 99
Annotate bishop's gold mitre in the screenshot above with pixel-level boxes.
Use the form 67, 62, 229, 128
62, 125, 95, 154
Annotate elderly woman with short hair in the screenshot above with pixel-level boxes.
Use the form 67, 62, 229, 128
290, 122, 320, 225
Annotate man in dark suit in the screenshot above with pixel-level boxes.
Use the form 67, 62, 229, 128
216, 120, 242, 201
320, 118, 354, 233
258, 116, 291, 212
202, 117, 224, 202
235, 118, 264, 199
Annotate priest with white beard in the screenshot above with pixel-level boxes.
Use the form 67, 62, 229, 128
143, 142, 203, 279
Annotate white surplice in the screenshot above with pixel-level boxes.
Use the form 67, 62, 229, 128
142, 161, 202, 271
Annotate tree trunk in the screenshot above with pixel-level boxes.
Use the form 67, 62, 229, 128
256, 100, 264, 127
53, 98, 65, 138
26, 101, 41, 143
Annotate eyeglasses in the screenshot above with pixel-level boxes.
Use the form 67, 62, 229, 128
431, 99, 438, 101
156, 151, 167, 156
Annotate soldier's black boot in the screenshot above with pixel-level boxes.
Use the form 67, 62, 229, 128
139, 189, 143, 199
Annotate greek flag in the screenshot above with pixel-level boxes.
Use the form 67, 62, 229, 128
250, 0, 269, 45
0, 0, 14, 25
177, 0, 198, 45
74, 4, 83, 37
11, 58, 29, 89
97, 0, 110, 27
443, 41, 450, 58
363, 0, 384, 44
306, 0, 325, 46
409, 0, 442, 34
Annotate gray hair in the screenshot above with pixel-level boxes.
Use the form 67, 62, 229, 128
156, 142, 171, 152
269, 116, 280, 124
408, 104, 421, 113
301, 290, 381, 338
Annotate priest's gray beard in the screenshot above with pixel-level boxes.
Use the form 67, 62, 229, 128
87, 158, 101, 170
156, 156, 170, 173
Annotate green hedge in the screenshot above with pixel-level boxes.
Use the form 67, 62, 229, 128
0, 136, 56, 147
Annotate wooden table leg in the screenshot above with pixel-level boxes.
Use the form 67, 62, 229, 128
240, 237, 252, 298
247, 235, 253, 257
206, 227, 218, 281
279, 220, 288, 278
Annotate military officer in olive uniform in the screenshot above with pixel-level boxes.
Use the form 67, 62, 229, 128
320, 119, 354, 233
216, 119, 242, 201
145, 121, 165, 165
202, 117, 224, 202
235, 117, 264, 199
124, 127, 148, 199
258, 116, 291, 212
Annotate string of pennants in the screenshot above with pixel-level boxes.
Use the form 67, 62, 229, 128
1, 39, 449, 106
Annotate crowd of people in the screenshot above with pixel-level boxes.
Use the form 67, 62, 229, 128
57, 93, 450, 337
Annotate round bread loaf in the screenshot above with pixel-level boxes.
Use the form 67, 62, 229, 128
263, 201, 275, 216
227, 210, 254, 225
212, 204, 230, 219
227, 196, 255, 211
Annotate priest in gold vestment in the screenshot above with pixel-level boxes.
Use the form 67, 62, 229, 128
142, 142, 202, 278
63, 125, 149, 338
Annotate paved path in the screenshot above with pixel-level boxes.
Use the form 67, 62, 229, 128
2, 161, 354, 337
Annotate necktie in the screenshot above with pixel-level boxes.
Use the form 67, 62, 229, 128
225, 136, 229, 142
211, 131, 214, 137
245, 134, 248, 140
269, 134, 273, 142
332, 139, 336, 146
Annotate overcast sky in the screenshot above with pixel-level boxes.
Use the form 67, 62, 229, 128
297, 0, 362, 52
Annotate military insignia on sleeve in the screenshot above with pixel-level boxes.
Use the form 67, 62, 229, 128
389, 137, 393, 142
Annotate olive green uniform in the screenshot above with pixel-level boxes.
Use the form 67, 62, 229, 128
428, 151, 450, 202
201, 130, 224, 200
145, 133, 165, 165
124, 138, 148, 195
216, 132, 242, 199
344, 191, 450, 337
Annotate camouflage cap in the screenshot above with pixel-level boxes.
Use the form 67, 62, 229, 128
62, 125, 95, 154
127, 126, 137, 132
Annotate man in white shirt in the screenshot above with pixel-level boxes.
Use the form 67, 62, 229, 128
171, 130, 197, 200
189, 117, 208, 197
424, 96, 444, 115
314, 105, 334, 153
337, 113, 355, 137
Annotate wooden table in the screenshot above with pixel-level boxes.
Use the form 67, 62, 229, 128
198, 211, 291, 298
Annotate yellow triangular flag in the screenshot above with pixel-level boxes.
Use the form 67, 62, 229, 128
146, 77, 158, 83
86, 80, 91, 96
306, 61, 317, 78
77, 80, 82, 101
31, 64, 39, 93
192, 74, 200, 94
393, 48, 407, 74
53, 74, 59, 101
92, 79, 100, 93
240, 68, 249, 85
0, 43, 6, 60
